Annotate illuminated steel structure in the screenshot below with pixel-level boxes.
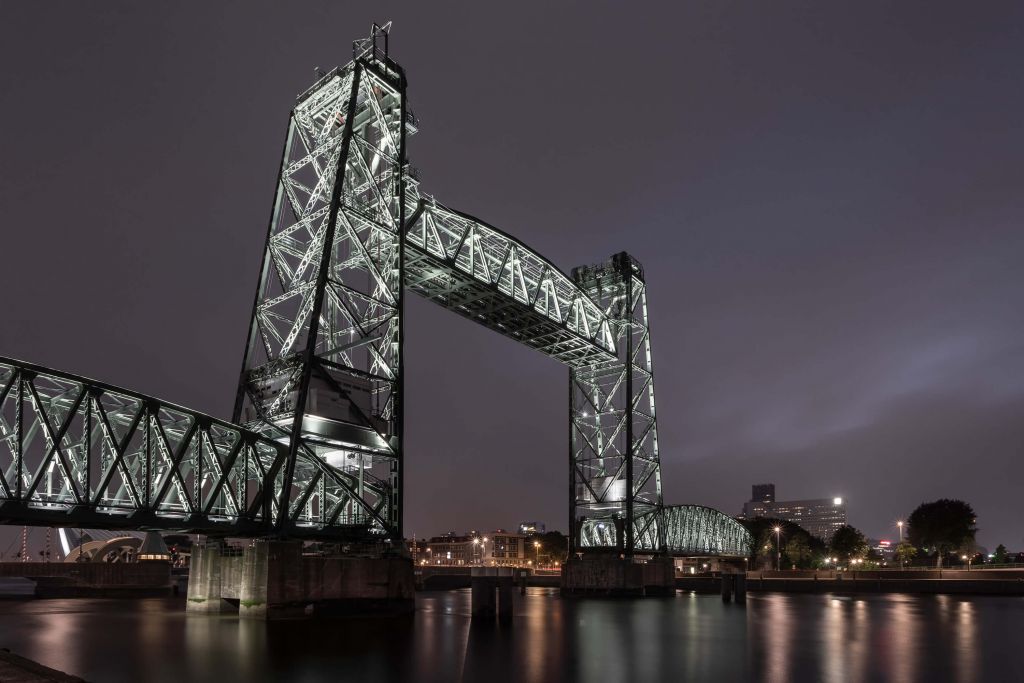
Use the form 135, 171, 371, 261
660, 505, 750, 557
0, 24, 749, 558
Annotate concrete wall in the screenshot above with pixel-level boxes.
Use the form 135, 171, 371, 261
0, 561, 171, 597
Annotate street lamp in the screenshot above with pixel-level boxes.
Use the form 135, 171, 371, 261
962, 554, 971, 571
773, 526, 782, 571
897, 520, 905, 568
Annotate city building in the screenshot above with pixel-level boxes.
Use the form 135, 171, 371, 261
416, 530, 536, 567
519, 521, 546, 535
741, 484, 847, 540
871, 539, 895, 562
751, 484, 775, 504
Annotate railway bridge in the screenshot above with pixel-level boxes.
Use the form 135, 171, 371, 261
0, 25, 750, 608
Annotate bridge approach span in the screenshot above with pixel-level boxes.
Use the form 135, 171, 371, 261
0, 358, 388, 539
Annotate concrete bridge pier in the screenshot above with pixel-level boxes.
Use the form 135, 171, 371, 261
719, 573, 747, 604
186, 542, 229, 613
471, 567, 516, 621
561, 553, 675, 596
186, 540, 414, 619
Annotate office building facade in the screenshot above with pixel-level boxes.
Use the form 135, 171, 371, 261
742, 485, 846, 540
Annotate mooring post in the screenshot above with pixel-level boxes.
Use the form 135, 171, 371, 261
734, 573, 747, 603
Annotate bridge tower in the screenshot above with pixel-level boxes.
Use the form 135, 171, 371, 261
233, 25, 409, 543
569, 253, 665, 558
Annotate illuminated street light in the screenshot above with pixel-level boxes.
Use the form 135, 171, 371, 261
897, 520, 905, 568
773, 526, 782, 571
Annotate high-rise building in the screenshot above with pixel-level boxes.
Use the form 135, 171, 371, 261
519, 521, 546, 535
751, 484, 775, 504
742, 485, 846, 540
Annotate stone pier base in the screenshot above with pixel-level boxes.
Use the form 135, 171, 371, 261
186, 541, 414, 619
561, 554, 675, 597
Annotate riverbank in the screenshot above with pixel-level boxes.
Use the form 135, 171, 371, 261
677, 569, 1024, 595
0, 648, 85, 682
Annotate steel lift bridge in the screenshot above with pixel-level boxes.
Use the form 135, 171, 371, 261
0, 25, 749, 560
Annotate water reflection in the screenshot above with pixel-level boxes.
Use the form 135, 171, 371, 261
0, 592, 1020, 682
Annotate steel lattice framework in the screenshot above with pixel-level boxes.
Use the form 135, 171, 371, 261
658, 505, 751, 557
0, 358, 364, 538
0, 24, 745, 557
234, 29, 408, 540
570, 254, 665, 556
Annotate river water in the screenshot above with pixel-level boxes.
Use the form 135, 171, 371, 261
1, 589, 1021, 682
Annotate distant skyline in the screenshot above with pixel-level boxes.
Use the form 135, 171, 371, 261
1, 2, 1022, 552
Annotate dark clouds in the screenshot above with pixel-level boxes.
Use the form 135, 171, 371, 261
1, 1, 1022, 552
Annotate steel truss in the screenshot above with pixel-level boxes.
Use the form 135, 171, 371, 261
657, 505, 752, 557
0, 358, 367, 538
570, 253, 665, 556
234, 26, 408, 541
404, 200, 616, 368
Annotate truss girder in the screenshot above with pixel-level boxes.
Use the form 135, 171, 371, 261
569, 253, 665, 556
403, 201, 616, 368
0, 358, 374, 538
579, 505, 751, 558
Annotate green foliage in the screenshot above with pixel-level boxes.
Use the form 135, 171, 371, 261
993, 544, 1009, 564
829, 525, 868, 561
535, 531, 568, 561
895, 540, 917, 567
907, 499, 977, 568
738, 517, 828, 568
784, 535, 812, 569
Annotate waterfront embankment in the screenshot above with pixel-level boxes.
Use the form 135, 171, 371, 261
677, 569, 1024, 595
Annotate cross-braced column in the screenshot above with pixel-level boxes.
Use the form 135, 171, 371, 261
234, 26, 409, 542
569, 252, 664, 556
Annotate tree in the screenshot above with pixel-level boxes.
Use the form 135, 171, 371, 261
907, 499, 977, 568
992, 544, 1009, 565
738, 517, 828, 568
829, 525, 868, 562
784, 535, 812, 569
536, 531, 568, 563
895, 541, 917, 568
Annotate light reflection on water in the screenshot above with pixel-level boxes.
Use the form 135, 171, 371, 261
0, 590, 1020, 682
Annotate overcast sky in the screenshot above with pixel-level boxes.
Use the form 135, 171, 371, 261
1, 1, 1022, 555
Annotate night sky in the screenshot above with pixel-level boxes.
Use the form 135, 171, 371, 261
1, 2, 1022, 554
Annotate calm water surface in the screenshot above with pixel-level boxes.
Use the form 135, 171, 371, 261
1, 589, 1021, 682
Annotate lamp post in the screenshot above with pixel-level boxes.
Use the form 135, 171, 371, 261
773, 526, 782, 571
897, 520, 904, 568
962, 554, 971, 571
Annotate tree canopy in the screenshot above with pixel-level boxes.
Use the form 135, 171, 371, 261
738, 517, 828, 568
907, 499, 977, 567
829, 524, 868, 561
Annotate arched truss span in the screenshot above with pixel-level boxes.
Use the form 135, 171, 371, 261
404, 199, 617, 368
660, 505, 752, 557
579, 505, 752, 558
